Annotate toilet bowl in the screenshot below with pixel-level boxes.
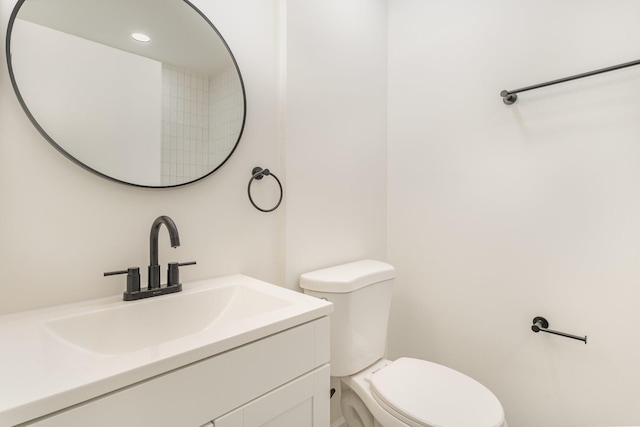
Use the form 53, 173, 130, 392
300, 260, 508, 427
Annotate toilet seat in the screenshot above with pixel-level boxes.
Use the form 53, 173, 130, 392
370, 358, 505, 427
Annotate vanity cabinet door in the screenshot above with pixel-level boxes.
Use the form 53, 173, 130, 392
214, 365, 330, 427
214, 407, 243, 427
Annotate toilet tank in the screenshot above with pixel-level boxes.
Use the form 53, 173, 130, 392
300, 260, 395, 377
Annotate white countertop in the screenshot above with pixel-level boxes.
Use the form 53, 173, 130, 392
0, 274, 332, 426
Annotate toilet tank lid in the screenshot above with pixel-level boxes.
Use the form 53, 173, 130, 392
300, 260, 395, 293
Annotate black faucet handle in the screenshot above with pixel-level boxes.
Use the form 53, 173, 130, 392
104, 267, 141, 294
167, 261, 196, 287
178, 261, 197, 267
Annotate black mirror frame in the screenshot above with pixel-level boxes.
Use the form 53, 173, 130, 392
5, 0, 247, 188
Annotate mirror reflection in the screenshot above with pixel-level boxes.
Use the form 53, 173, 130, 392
8, 0, 246, 187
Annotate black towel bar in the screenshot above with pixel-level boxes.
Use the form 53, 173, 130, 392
501, 58, 640, 105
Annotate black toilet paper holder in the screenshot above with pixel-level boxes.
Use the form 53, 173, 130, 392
531, 316, 587, 344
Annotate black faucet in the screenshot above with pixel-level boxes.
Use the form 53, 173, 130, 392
148, 215, 181, 290
105, 215, 195, 301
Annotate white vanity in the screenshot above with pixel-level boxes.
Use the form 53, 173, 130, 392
0, 275, 332, 427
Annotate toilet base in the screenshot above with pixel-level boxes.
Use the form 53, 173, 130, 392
340, 359, 411, 427
341, 386, 375, 427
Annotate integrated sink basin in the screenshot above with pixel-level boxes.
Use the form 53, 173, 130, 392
0, 274, 333, 426
44, 282, 292, 355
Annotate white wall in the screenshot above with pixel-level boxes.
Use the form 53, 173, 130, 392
0, 0, 283, 314
283, 2, 388, 423
387, 1, 640, 426
284, 0, 388, 289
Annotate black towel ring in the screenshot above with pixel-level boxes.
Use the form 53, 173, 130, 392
247, 166, 283, 212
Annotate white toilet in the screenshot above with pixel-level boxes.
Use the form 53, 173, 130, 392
300, 260, 507, 427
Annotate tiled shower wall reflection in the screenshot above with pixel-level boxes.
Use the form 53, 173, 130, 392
160, 64, 243, 186
209, 67, 244, 170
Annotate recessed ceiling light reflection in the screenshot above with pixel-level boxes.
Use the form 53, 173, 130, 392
131, 33, 151, 43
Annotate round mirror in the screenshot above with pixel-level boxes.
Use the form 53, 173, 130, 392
6, 0, 246, 187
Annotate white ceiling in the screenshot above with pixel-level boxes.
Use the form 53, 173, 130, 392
17, 0, 234, 75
